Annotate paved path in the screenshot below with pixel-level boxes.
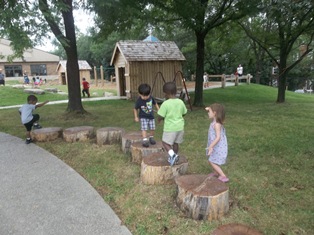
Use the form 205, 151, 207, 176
0, 132, 132, 235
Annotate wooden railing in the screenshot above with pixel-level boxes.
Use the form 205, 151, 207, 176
207, 74, 252, 88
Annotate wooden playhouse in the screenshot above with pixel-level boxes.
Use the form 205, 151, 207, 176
110, 40, 186, 100
56, 60, 92, 85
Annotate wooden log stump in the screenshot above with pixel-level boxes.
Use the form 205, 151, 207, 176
141, 152, 188, 185
31, 127, 63, 142
63, 126, 94, 143
212, 223, 263, 235
121, 131, 143, 154
175, 174, 229, 221
131, 142, 164, 164
96, 127, 125, 145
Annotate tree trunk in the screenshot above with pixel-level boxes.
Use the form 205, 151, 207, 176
62, 4, 85, 113
277, 54, 287, 103
193, 31, 205, 107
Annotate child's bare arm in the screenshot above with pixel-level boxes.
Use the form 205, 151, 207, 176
133, 108, 139, 122
36, 100, 49, 108
157, 115, 164, 124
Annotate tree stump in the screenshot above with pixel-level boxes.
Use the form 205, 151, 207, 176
212, 223, 263, 235
141, 152, 188, 185
121, 131, 143, 154
96, 127, 125, 145
31, 127, 63, 142
131, 142, 164, 164
63, 126, 94, 143
175, 174, 229, 221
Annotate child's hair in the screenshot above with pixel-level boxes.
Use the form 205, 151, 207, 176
138, 83, 151, 96
163, 82, 177, 95
82, 78, 86, 81
209, 103, 225, 124
27, 95, 38, 103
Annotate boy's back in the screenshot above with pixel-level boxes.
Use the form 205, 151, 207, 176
158, 98, 187, 132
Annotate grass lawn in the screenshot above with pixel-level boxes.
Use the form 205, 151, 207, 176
0, 83, 313, 234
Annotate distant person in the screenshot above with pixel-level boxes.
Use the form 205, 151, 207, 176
205, 103, 229, 183
82, 77, 90, 97
23, 72, 30, 84
158, 82, 187, 166
203, 72, 209, 88
19, 95, 49, 144
237, 64, 243, 77
134, 83, 159, 147
0, 69, 5, 86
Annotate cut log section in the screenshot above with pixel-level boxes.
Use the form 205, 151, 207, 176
31, 127, 63, 142
96, 127, 125, 145
131, 142, 164, 164
121, 131, 143, 154
63, 126, 94, 143
212, 223, 263, 235
175, 174, 229, 221
141, 152, 188, 185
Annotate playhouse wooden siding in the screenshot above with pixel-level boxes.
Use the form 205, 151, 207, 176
110, 40, 186, 100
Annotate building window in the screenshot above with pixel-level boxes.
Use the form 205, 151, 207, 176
30, 64, 47, 76
4, 65, 22, 77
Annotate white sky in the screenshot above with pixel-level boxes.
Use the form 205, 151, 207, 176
36, 9, 94, 51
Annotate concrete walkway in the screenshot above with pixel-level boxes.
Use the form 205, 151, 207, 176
0, 132, 132, 235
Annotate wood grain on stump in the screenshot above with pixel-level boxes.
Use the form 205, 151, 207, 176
63, 126, 94, 143
96, 127, 125, 145
121, 131, 143, 154
131, 141, 164, 164
31, 127, 63, 142
175, 174, 229, 221
141, 152, 188, 185
212, 223, 263, 235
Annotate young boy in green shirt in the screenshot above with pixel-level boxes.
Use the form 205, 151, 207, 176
158, 82, 187, 166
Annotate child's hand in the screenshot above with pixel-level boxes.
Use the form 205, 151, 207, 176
134, 117, 139, 122
205, 147, 213, 155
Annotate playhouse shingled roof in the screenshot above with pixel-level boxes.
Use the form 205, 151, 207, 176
110, 40, 186, 65
56, 60, 92, 71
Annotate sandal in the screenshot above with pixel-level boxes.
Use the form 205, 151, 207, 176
218, 176, 229, 183
208, 173, 218, 177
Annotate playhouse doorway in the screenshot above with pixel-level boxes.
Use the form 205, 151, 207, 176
119, 67, 126, 96
61, 72, 66, 85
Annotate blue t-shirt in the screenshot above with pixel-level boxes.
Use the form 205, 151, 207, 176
134, 96, 156, 119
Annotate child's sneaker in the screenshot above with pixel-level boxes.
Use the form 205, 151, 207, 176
25, 138, 33, 144
173, 154, 180, 165
169, 154, 179, 166
142, 140, 149, 148
149, 137, 156, 145
218, 176, 229, 183
33, 124, 42, 129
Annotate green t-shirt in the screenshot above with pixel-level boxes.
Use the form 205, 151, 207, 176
157, 98, 187, 132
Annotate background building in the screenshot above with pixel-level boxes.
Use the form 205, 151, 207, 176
0, 38, 59, 78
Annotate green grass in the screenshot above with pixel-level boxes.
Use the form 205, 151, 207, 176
1, 79, 117, 106
0, 83, 313, 234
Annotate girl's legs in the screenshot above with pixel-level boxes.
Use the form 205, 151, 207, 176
209, 162, 227, 178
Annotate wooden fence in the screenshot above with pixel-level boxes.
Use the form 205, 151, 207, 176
208, 74, 252, 88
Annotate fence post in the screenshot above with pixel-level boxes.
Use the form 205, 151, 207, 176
247, 74, 251, 85
100, 65, 104, 87
94, 66, 98, 86
235, 75, 239, 86
221, 74, 226, 88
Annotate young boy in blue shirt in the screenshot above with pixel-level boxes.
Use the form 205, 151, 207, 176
19, 95, 49, 144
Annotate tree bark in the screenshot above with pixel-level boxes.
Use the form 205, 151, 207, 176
193, 31, 205, 107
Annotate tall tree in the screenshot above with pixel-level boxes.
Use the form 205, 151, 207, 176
146, 0, 257, 106
0, 0, 85, 113
239, 0, 314, 103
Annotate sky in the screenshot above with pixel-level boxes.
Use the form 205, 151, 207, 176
36, 9, 94, 52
